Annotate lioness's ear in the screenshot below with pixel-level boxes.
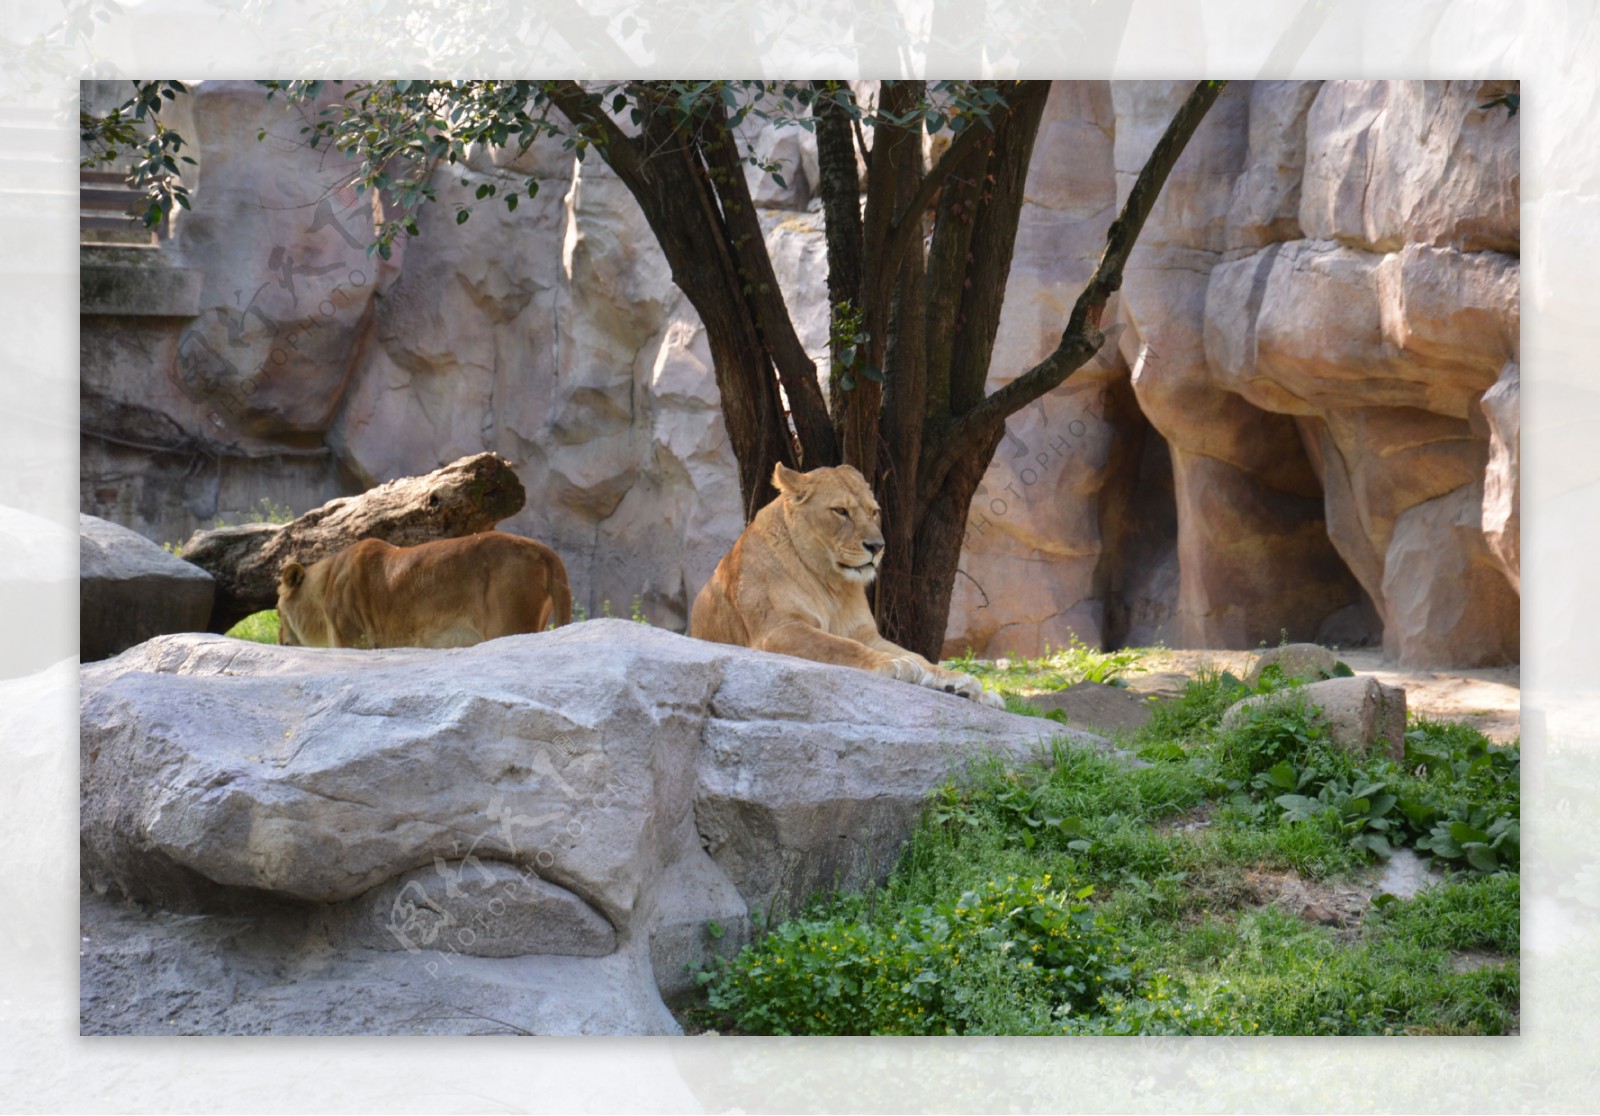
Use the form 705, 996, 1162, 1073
772, 462, 810, 502
280, 561, 305, 593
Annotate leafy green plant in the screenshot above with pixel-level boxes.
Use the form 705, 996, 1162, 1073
1211, 692, 1348, 788
699, 873, 1134, 1035
1416, 812, 1520, 874
1274, 774, 1400, 859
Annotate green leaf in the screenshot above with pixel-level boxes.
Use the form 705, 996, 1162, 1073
506, 193, 518, 212
1264, 762, 1298, 791
456, 210, 470, 224
1466, 845, 1501, 872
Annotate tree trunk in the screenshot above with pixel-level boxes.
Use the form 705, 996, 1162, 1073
889, 80, 1224, 660
181, 453, 526, 632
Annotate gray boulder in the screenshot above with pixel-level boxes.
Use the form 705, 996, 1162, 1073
80, 620, 1104, 1034
79, 514, 214, 661
1221, 675, 1407, 760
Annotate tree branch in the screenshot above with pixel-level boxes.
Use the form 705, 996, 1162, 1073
921, 80, 1226, 502
541, 81, 645, 181
879, 83, 1039, 292
699, 101, 837, 467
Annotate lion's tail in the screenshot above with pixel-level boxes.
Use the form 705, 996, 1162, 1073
549, 562, 574, 629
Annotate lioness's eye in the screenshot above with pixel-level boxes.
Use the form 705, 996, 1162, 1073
832, 507, 850, 517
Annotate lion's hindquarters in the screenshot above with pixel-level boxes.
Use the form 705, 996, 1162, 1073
279, 533, 573, 649
472, 537, 570, 641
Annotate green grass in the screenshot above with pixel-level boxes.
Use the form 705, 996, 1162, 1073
948, 639, 1148, 693
690, 648, 1520, 1036
225, 610, 279, 644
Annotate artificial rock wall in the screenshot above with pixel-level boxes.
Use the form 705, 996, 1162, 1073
80, 80, 1519, 667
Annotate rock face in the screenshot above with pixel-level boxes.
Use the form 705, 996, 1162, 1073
1222, 675, 1407, 761
1114, 79, 1519, 666
79, 514, 214, 661
79, 621, 1100, 1034
80, 80, 1517, 667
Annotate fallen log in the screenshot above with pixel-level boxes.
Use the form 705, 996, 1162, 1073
182, 453, 527, 633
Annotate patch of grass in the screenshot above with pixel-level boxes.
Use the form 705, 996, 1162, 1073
1137, 667, 1248, 745
225, 610, 279, 644
690, 669, 1520, 1035
946, 640, 1149, 694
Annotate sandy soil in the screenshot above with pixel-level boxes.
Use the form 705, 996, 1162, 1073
1134, 647, 1521, 743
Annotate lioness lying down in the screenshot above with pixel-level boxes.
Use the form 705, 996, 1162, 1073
277, 531, 572, 649
691, 463, 1002, 707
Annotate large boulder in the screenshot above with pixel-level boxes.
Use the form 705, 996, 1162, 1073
79, 620, 1104, 1034
79, 514, 214, 661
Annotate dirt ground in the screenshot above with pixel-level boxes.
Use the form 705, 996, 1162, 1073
1136, 646, 1521, 744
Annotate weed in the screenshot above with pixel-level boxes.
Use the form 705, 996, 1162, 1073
212, 497, 297, 529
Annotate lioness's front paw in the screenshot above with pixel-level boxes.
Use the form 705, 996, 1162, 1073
927, 669, 1004, 708
881, 655, 930, 684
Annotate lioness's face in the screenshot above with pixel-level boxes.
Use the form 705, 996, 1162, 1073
777, 464, 886, 585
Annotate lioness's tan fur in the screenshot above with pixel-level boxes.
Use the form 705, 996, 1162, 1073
690, 463, 1001, 706
276, 531, 572, 649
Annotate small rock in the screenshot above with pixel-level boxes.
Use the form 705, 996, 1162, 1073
1122, 671, 1193, 701
1023, 682, 1152, 736
1222, 676, 1407, 760
1244, 642, 1341, 688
